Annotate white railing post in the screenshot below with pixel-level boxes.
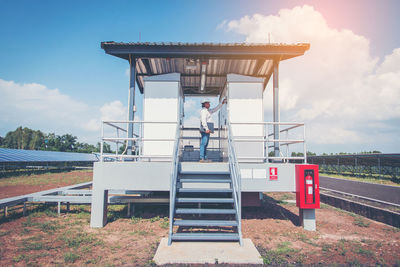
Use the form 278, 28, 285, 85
168, 122, 181, 246
100, 122, 104, 162
303, 124, 307, 163
227, 122, 243, 246
116, 128, 119, 158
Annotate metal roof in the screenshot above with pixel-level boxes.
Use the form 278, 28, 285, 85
101, 42, 310, 95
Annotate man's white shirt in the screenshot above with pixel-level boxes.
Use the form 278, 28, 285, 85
200, 102, 223, 131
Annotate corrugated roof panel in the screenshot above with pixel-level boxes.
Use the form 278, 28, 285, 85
112, 42, 310, 94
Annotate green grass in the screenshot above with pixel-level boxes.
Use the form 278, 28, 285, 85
259, 242, 300, 265
320, 172, 399, 186
336, 239, 348, 256
64, 252, 80, 263
0, 230, 10, 237
321, 243, 332, 252
131, 216, 142, 224
20, 239, 48, 251
149, 216, 160, 222
355, 247, 374, 257
22, 216, 35, 227
295, 232, 318, 246
0, 170, 92, 187
38, 221, 59, 233
129, 230, 150, 236
382, 226, 400, 233
346, 258, 362, 266
60, 230, 102, 248
12, 255, 25, 263
353, 216, 370, 227
160, 217, 169, 229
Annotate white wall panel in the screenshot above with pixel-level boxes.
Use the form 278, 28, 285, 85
227, 75, 264, 162
142, 74, 181, 157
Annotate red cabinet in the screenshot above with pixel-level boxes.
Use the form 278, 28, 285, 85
296, 164, 320, 209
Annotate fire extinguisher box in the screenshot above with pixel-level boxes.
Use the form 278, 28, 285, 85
295, 164, 320, 209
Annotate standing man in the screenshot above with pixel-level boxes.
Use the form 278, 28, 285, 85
199, 98, 227, 162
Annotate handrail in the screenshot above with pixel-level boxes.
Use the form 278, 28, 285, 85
229, 121, 306, 163
227, 121, 243, 246
231, 121, 304, 125
100, 120, 179, 162
168, 122, 181, 246
103, 120, 178, 124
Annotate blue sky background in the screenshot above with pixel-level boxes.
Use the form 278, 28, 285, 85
1, 0, 399, 153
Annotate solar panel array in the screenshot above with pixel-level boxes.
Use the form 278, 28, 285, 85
308, 154, 400, 168
0, 148, 98, 163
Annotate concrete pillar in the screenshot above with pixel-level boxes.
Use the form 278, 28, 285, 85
299, 208, 316, 231
90, 188, 109, 228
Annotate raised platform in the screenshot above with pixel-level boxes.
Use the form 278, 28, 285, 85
153, 237, 263, 265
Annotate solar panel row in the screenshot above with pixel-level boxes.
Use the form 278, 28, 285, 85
308, 154, 400, 167
0, 148, 98, 163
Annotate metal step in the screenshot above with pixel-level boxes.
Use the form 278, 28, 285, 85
177, 188, 233, 193
180, 171, 230, 175
176, 198, 234, 203
175, 208, 236, 214
179, 178, 231, 183
174, 219, 238, 227
171, 233, 240, 241
179, 162, 229, 175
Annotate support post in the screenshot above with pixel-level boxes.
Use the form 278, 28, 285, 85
4, 206, 8, 217
127, 56, 136, 156
23, 202, 27, 216
66, 202, 70, 212
57, 202, 61, 215
273, 61, 280, 160
127, 203, 135, 217
90, 189, 109, 228
299, 208, 316, 231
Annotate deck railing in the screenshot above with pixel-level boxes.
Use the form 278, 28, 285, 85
229, 122, 307, 163
99, 120, 178, 162
168, 123, 181, 245
227, 121, 243, 246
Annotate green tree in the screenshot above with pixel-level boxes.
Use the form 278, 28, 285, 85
75, 142, 98, 153
2, 126, 113, 154
96, 142, 113, 153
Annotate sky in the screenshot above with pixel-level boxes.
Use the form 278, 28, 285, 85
0, 0, 399, 154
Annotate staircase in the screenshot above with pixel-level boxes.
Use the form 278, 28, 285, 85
169, 162, 242, 244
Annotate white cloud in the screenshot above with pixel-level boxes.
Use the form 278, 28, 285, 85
0, 79, 126, 144
183, 97, 221, 128
222, 5, 400, 153
184, 116, 199, 127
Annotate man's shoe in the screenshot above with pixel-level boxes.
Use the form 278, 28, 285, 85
199, 159, 206, 163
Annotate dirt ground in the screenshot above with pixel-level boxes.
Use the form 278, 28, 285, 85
0, 192, 399, 266
0, 171, 399, 266
0, 170, 92, 199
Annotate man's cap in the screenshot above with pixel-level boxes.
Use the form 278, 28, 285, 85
201, 98, 211, 104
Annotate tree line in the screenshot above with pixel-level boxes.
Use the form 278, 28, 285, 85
0, 126, 113, 153
0, 126, 382, 156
